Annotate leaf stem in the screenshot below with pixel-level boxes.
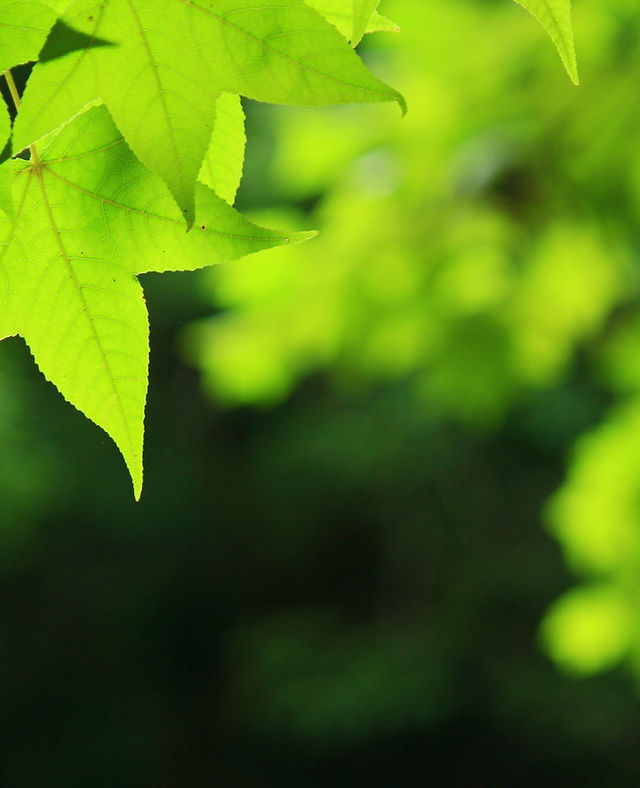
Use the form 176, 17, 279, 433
3, 68, 20, 110
3, 68, 42, 166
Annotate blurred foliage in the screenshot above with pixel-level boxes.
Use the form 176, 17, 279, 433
187, 0, 635, 420
185, 0, 640, 688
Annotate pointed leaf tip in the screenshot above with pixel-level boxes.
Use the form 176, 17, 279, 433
290, 229, 319, 245
1, 105, 323, 500
133, 473, 143, 502
514, 0, 579, 85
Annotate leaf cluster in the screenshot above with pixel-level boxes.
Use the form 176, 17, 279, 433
0, 0, 405, 497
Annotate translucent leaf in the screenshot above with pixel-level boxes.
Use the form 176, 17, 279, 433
0, 0, 56, 72
513, 0, 579, 85
0, 106, 312, 498
366, 13, 400, 36
15, 0, 405, 227
352, 0, 381, 45
199, 94, 246, 206
306, 0, 397, 44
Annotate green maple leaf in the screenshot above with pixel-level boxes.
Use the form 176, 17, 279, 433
14, 0, 405, 227
0, 105, 311, 498
513, 0, 579, 85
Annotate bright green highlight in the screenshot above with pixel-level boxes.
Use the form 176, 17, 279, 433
513, 0, 579, 84
0, 106, 311, 498
547, 402, 640, 576
542, 398, 640, 677
541, 585, 635, 675
15, 0, 405, 227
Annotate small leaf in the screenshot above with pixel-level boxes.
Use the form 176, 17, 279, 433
366, 13, 400, 36
513, 0, 579, 85
199, 94, 246, 206
306, 0, 395, 45
351, 0, 380, 45
0, 106, 311, 498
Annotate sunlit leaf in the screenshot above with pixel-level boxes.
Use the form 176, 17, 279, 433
0, 0, 56, 72
352, 0, 381, 44
306, 0, 397, 44
0, 106, 311, 497
14, 0, 405, 227
366, 13, 400, 36
199, 94, 246, 206
513, 0, 578, 85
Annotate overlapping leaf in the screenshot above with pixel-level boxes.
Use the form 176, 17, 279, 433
199, 94, 246, 206
0, 2, 112, 74
306, 0, 398, 45
14, 0, 405, 226
513, 0, 578, 84
0, 106, 311, 497
352, 0, 382, 45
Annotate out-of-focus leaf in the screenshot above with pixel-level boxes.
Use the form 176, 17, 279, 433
541, 585, 635, 675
